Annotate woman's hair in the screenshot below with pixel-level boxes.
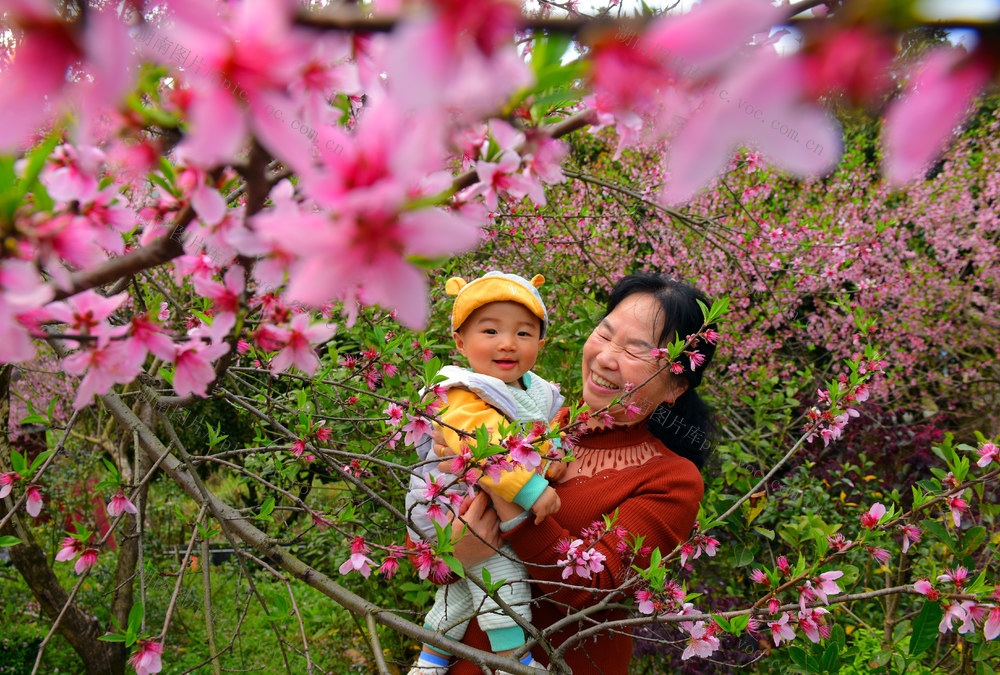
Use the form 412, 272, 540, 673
604, 273, 717, 469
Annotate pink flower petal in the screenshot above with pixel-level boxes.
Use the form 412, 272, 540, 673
182, 87, 248, 166
882, 48, 989, 186
645, 0, 781, 73
191, 183, 227, 226
663, 52, 840, 204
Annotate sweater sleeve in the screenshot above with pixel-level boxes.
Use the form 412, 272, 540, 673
439, 388, 544, 504
501, 455, 704, 612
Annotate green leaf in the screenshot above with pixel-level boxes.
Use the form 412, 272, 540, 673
753, 526, 775, 541
127, 603, 144, 635
158, 156, 177, 184
18, 400, 49, 426
102, 458, 121, 480
11, 449, 27, 474
696, 299, 709, 322
148, 173, 176, 197
909, 601, 943, 655
481, 568, 505, 594
820, 640, 841, 673
788, 645, 808, 670
0, 536, 22, 547
256, 497, 275, 522
17, 414, 48, 425
17, 134, 60, 199
920, 519, 957, 553
473, 425, 491, 459
98, 634, 127, 643
711, 614, 731, 632
422, 357, 440, 386
443, 555, 465, 579
28, 448, 56, 476
729, 614, 750, 634
962, 526, 987, 555
966, 568, 989, 595
530, 89, 580, 112
706, 296, 730, 323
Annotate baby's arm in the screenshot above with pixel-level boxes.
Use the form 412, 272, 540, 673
529, 485, 560, 524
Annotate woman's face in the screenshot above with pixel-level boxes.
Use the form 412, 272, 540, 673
582, 293, 688, 425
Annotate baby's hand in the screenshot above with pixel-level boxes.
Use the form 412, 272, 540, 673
530, 486, 561, 524
543, 458, 568, 481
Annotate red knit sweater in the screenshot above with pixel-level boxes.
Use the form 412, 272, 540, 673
449, 421, 704, 674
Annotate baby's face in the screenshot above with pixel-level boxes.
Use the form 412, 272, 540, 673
453, 302, 542, 386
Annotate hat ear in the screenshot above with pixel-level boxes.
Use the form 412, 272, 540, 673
446, 277, 467, 296
530, 274, 545, 288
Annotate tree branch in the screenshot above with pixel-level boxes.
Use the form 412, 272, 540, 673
95, 386, 545, 675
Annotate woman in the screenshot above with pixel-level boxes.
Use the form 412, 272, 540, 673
442, 273, 716, 674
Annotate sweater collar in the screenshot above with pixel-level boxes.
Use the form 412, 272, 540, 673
573, 420, 657, 449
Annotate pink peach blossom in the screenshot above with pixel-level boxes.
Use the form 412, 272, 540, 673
938, 566, 969, 587
107, 491, 138, 518
128, 639, 163, 675
913, 578, 938, 600
172, 315, 234, 398
0, 5, 135, 152
338, 536, 374, 578
635, 589, 658, 615
55, 536, 83, 562
383, 403, 405, 426
939, 602, 967, 634
0, 471, 22, 499
61, 332, 147, 409
680, 622, 720, 660
813, 570, 843, 604
977, 441, 999, 468
883, 48, 990, 186
268, 314, 337, 376
24, 484, 43, 518
74, 548, 98, 574
860, 502, 886, 528
768, 612, 796, 646
1, 259, 54, 364
663, 51, 840, 205
900, 524, 922, 553
45, 290, 129, 334
798, 607, 831, 643
985, 606, 1000, 641
947, 492, 969, 528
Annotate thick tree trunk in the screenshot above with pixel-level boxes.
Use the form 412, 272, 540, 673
1, 364, 126, 674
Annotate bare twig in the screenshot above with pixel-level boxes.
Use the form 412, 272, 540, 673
30, 571, 93, 675
201, 536, 223, 675
161, 505, 208, 642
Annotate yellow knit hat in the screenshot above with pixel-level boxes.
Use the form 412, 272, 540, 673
447, 271, 547, 336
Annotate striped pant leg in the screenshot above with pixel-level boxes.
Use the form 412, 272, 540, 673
423, 580, 474, 642
466, 543, 532, 634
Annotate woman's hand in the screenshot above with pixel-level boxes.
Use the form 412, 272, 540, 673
429, 428, 455, 455
450, 491, 502, 567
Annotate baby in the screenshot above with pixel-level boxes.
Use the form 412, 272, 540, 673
406, 271, 565, 674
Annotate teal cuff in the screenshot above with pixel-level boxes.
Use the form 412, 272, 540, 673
486, 625, 526, 651
512, 473, 548, 510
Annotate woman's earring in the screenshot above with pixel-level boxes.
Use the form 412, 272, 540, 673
666, 399, 675, 408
